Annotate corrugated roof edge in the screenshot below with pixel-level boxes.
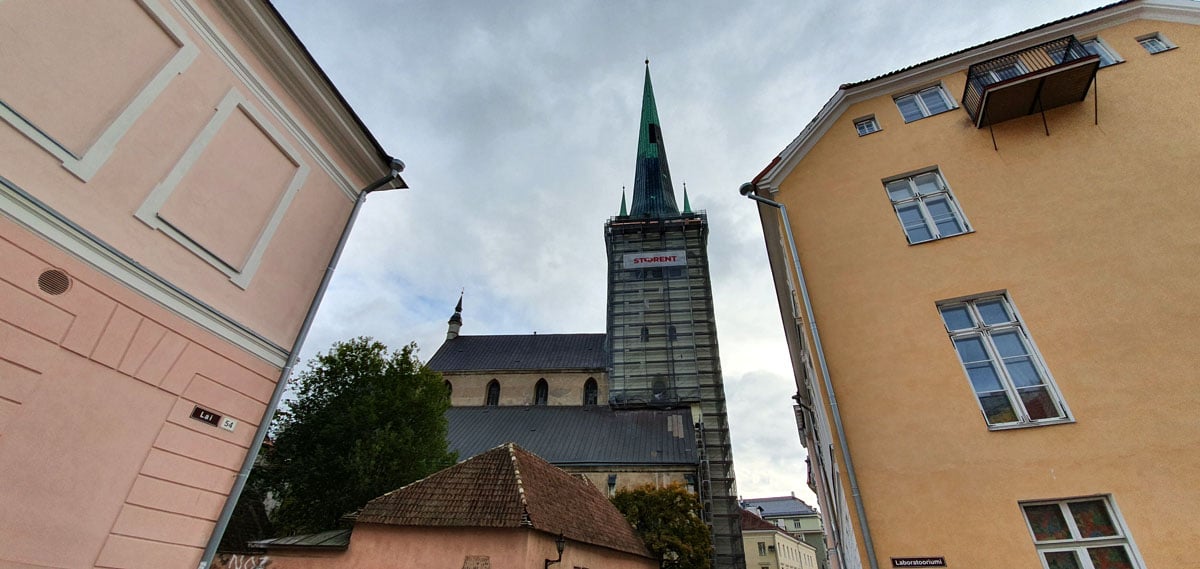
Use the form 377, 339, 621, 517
750, 0, 1200, 189
261, 1, 398, 179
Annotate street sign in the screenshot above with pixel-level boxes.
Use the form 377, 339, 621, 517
892, 558, 946, 567
190, 406, 221, 427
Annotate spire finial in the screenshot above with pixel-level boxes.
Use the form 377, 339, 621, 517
447, 292, 463, 340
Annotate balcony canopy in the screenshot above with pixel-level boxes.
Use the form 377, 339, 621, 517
963, 36, 1100, 128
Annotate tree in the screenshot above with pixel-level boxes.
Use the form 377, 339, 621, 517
258, 337, 457, 535
612, 483, 713, 569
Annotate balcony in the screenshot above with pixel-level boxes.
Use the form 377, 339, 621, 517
962, 36, 1100, 128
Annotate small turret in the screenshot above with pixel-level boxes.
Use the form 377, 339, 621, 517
447, 293, 463, 340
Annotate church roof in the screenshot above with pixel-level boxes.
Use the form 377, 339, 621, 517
740, 495, 819, 517
428, 334, 606, 372
628, 63, 680, 219
356, 443, 653, 559
447, 406, 697, 466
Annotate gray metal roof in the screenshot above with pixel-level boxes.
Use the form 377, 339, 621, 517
446, 406, 697, 466
427, 334, 606, 372
740, 496, 819, 517
249, 529, 351, 549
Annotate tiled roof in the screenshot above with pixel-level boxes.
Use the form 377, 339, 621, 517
740, 496, 819, 517
357, 443, 653, 559
250, 529, 351, 549
739, 509, 786, 533
447, 406, 697, 465
427, 334, 606, 372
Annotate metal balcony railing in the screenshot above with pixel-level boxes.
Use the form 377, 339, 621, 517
962, 35, 1099, 128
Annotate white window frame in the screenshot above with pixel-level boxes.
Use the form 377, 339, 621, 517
1137, 32, 1174, 54
1021, 496, 1146, 569
893, 84, 956, 122
854, 115, 881, 136
938, 294, 1070, 429
1080, 37, 1123, 67
883, 169, 970, 244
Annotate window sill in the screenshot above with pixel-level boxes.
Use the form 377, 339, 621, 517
907, 229, 975, 246
986, 417, 1075, 431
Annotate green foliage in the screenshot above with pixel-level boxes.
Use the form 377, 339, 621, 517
612, 483, 713, 569
258, 337, 456, 535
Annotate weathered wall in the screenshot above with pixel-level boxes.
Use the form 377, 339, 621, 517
444, 370, 607, 406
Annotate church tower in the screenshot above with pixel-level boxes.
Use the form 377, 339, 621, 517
605, 64, 744, 569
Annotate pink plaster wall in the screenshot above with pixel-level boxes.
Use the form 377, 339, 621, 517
0, 0, 382, 349
213, 525, 658, 569
0, 216, 279, 567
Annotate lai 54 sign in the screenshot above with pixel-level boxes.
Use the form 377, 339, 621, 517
623, 250, 686, 269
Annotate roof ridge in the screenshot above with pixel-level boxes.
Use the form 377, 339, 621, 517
508, 442, 533, 527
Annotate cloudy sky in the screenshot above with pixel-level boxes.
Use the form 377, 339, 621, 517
276, 0, 1100, 506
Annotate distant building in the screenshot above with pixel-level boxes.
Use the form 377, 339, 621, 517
740, 508, 819, 569
0, 2, 400, 567
741, 495, 826, 569
428, 64, 744, 569
745, 1, 1200, 568
218, 443, 657, 569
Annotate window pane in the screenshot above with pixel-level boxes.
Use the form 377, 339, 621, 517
1084, 40, 1116, 67
1044, 551, 1082, 569
926, 198, 964, 236
939, 306, 973, 331
992, 331, 1028, 357
953, 337, 989, 363
1005, 357, 1043, 387
1087, 546, 1134, 569
1070, 500, 1118, 538
976, 300, 1012, 325
1018, 386, 1061, 420
896, 95, 925, 121
980, 392, 1018, 424
1025, 504, 1073, 541
919, 88, 950, 114
886, 180, 914, 201
897, 204, 932, 242
913, 173, 941, 195
966, 363, 1004, 392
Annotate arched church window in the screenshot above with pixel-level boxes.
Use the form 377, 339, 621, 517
486, 380, 500, 406
445, 380, 453, 399
535, 379, 548, 405
652, 378, 668, 402
583, 378, 598, 405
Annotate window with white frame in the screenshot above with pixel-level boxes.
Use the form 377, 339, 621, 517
1081, 38, 1121, 67
894, 85, 954, 122
854, 115, 880, 136
1137, 32, 1173, 54
938, 295, 1068, 427
1022, 497, 1143, 569
884, 170, 968, 244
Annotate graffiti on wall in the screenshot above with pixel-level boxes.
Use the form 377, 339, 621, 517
218, 554, 272, 569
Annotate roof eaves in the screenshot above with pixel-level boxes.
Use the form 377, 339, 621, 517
754, 0, 1181, 190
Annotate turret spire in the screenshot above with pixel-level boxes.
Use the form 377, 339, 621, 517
682, 182, 692, 214
619, 186, 628, 216
446, 292, 463, 340
629, 62, 679, 219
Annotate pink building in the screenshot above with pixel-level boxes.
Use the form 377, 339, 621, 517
216, 443, 658, 569
0, 2, 402, 567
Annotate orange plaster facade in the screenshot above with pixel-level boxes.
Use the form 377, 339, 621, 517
752, 3, 1200, 569
0, 1, 395, 567
213, 526, 658, 569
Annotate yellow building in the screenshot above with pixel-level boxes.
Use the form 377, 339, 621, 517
741, 509, 820, 569
744, 2, 1200, 568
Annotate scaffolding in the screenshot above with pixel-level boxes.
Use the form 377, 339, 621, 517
605, 211, 745, 569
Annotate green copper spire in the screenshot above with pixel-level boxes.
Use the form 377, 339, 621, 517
682, 182, 692, 214
629, 62, 679, 218
619, 186, 628, 216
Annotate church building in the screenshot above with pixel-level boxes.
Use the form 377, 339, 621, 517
428, 64, 745, 569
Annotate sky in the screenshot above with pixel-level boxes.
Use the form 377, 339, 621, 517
276, 0, 1102, 506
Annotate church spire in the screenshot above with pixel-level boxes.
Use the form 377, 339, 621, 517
682, 182, 692, 214
629, 61, 679, 219
446, 293, 463, 340
619, 186, 628, 216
